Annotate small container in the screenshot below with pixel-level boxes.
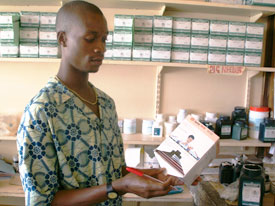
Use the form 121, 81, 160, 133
164, 121, 177, 138
142, 119, 154, 135
219, 161, 234, 184
238, 164, 265, 206
177, 109, 187, 124
259, 118, 275, 142
232, 120, 248, 140
204, 112, 218, 125
249, 106, 269, 139
233, 161, 243, 181
232, 106, 247, 124
215, 115, 232, 139
152, 121, 163, 137
123, 118, 136, 134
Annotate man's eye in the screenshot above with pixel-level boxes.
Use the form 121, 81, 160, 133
102, 37, 107, 43
85, 38, 95, 42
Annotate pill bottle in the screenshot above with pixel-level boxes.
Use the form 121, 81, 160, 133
142, 119, 154, 135
249, 106, 269, 139
123, 118, 136, 134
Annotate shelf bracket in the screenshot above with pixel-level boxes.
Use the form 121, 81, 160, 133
154, 66, 164, 117
244, 70, 260, 108
158, 4, 166, 15
249, 12, 263, 22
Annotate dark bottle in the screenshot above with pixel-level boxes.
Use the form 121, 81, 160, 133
219, 161, 234, 184
200, 120, 215, 132
233, 161, 243, 181
232, 120, 248, 141
259, 118, 275, 142
238, 164, 265, 206
232, 106, 247, 124
215, 115, 232, 139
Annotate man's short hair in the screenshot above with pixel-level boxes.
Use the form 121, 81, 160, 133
188, 135, 195, 140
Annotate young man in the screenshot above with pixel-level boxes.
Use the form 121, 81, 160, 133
17, 1, 183, 206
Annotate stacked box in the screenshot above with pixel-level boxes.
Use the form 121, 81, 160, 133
39, 12, 56, 28
132, 46, 151, 61
191, 19, 209, 34
134, 31, 153, 46
210, 20, 229, 36
0, 12, 20, 57
208, 50, 226, 65
39, 28, 57, 44
172, 32, 191, 48
39, 43, 58, 58
227, 36, 245, 51
190, 48, 208, 64
228, 22, 246, 37
172, 17, 191, 33
20, 43, 39, 58
153, 30, 172, 47
151, 46, 171, 62
153, 16, 173, 32
226, 50, 244, 66
134, 15, 153, 31
191, 34, 209, 49
244, 52, 262, 67
20, 27, 39, 43
20, 11, 40, 28
171, 47, 189, 63
209, 35, 227, 50
106, 31, 113, 46
246, 23, 264, 38
113, 15, 134, 60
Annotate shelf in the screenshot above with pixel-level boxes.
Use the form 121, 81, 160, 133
219, 137, 271, 147
0, 0, 61, 6
122, 133, 164, 145
1, 58, 275, 72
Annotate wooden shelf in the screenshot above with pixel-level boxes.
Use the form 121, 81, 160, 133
122, 133, 271, 147
1, 58, 275, 72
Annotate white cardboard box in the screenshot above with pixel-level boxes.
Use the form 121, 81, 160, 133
154, 115, 219, 186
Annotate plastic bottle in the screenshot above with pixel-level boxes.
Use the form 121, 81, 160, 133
259, 117, 275, 142
232, 106, 247, 124
215, 115, 232, 139
123, 118, 136, 134
142, 119, 154, 135
177, 109, 187, 124
232, 120, 248, 140
249, 106, 269, 139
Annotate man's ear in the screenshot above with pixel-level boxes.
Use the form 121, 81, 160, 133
57, 31, 67, 47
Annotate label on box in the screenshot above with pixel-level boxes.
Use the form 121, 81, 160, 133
245, 37, 263, 52
39, 44, 58, 57
20, 12, 40, 27
0, 29, 14, 40
246, 23, 264, 37
173, 17, 191, 33
0, 12, 20, 27
229, 22, 246, 36
0, 44, 18, 56
134, 31, 152, 46
134, 16, 153, 31
151, 46, 171, 62
153, 31, 172, 46
226, 51, 244, 65
40, 13, 56, 27
114, 15, 133, 29
172, 33, 191, 48
210, 20, 228, 35
190, 49, 208, 63
209, 35, 227, 50
113, 30, 133, 45
20, 43, 38, 55
191, 19, 209, 34
112, 45, 132, 60
208, 50, 226, 64
227, 36, 245, 51
171, 48, 189, 62
153, 16, 173, 31
0, 16, 12, 24
39, 29, 57, 43
244, 52, 262, 66
191, 34, 209, 49
132, 46, 151, 61
20, 28, 38, 42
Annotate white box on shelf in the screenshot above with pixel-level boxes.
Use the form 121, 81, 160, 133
227, 36, 245, 51
172, 17, 191, 33
245, 37, 263, 52
226, 50, 244, 66
228, 22, 246, 37
114, 14, 134, 30
132, 46, 151, 61
153, 16, 173, 32
113, 29, 133, 46
208, 49, 226, 65
151, 46, 171, 62
154, 115, 219, 186
39, 12, 56, 28
20, 11, 40, 28
0, 43, 18, 57
0, 22, 19, 45
172, 32, 191, 48
39, 28, 57, 44
106, 31, 113, 46
191, 34, 209, 49
190, 49, 208, 64
19, 42, 39, 58
112, 45, 132, 61
0, 12, 20, 27
39, 43, 58, 58
19, 27, 38, 43
134, 15, 153, 31
134, 31, 153, 46
210, 20, 229, 36
209, 35, 227, 50
244, 52, 262, 67
246, 23, 264, 38
191, 19, 209, 34
104, 45, 113, 59
171, 47, 190, 63
153, 31, 172, 47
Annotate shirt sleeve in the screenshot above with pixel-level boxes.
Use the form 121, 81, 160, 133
17, 105, 59, 206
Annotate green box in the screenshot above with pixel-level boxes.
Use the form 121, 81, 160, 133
226, 50, 244, 66
20, 27, 39, 43
210, 20, 229, 36
191, 19, 209, 34
151, 46, 171, 62
153, 31, 172, 47
39, 43, 58, 58
0, 22, 19, 45
246, 23, 264, 38
245, 37, 263, 52
227, 36, 245, 51
172, 17, 191, 33
244, 52, 262, 67
113, 29, 133, 46
19, 42, 39, 58
0, 42, 19, 57
134, 15, 153, 31
172, 32, 191, 48
132, 46, 151, 61
191, 34, 209, 49
0, 12, 20, 27
40, 12, 57, 28
209, 35, 227, 50
20, 11, 40, 28
208, 49, 226, 65
228, 22, 246, 37
134, 31, 152, 46
190, 49, 208, 64
153, 16, 173, 32
39, 28, 57, 44
112, 45, 132, 60
114, 15, 134, 30
171, 47, 189, 63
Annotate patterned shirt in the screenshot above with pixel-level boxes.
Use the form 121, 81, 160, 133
17, 77, 126, 206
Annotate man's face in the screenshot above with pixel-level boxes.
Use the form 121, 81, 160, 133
187, 137, 193, 143
63, 11, 108, 73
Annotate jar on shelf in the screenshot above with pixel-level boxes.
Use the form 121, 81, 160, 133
200, 120, 215, 132
215, 115, 232, 139
249, 106, 269, 139
259, 117, 275, 142
232, 120, 248, 141
123, 118, 136, 134
232, 106, 247, 124
177, 109, 187, 124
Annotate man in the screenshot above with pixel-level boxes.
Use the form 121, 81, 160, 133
17, 1, 183, 206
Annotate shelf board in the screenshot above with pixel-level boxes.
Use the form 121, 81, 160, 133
1, 58, 275, 72
219, 137, 271, 147
0, 0, 62, 6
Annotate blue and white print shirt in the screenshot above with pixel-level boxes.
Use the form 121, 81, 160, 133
17, 77, 126, 206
